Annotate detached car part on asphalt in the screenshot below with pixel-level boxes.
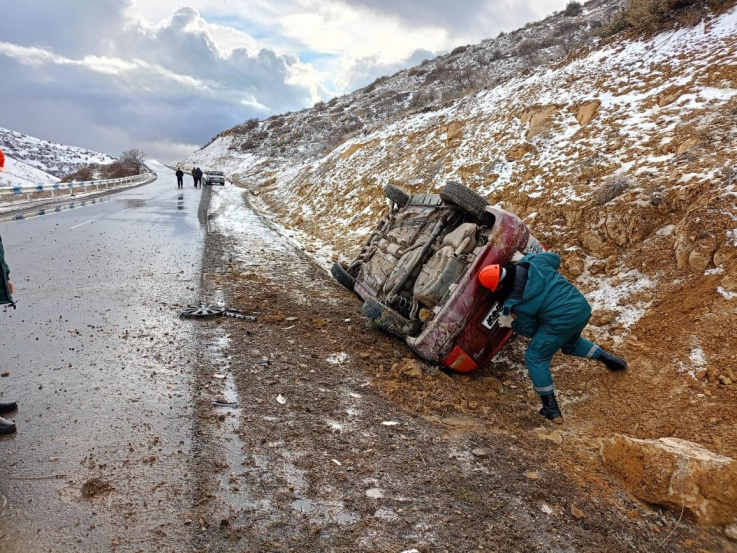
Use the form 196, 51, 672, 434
331, 181, 543, 373
180, 304, 257, 321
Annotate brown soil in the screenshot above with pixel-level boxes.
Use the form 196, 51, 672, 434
188, 193, 733, 551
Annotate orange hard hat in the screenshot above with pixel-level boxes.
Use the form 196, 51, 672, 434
479, 264, 506, 291
0, 149, 5, 172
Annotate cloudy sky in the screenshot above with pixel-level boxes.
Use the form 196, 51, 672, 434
1, 0, 569, 164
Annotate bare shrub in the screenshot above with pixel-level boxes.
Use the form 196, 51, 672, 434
720, 165, 737, 186
595, 174, 631, 204
240, 140, 257, 151
538, 35, 560, 49
564, 1, 584, 16
554, 19, 583, 36
450, 45, 469, 56
119, 148, 147, 174
488, 48, 504, 61
598, 0, 702, 37
62, 164, 97, 182
598, 10, 630, 36
517, 39, 543, 57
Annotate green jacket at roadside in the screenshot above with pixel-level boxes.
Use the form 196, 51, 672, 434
0, 235, 14, 306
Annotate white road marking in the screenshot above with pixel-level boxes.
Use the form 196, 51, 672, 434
69, 220, 93, 230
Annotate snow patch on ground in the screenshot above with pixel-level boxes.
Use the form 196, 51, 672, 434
579, 267, 654, 331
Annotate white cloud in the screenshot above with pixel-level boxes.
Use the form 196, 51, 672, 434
1, 0, 571, 163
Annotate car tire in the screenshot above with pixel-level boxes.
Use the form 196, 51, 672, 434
383, 184, 410, 208
362, 296, 409, 338
439, 180, 490, 223
330, 262, 355, 291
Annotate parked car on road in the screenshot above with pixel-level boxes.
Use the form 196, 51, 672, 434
331, 181, 543, 373
204, 171, 225, 186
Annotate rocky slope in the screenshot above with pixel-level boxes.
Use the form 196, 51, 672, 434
185, 0, 737, 533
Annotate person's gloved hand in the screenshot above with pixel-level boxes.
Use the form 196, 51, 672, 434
498, 314, 513, 328
511, 251, 525, 263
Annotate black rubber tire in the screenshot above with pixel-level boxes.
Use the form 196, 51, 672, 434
383, 184, 410, 208
439, 180, 489, 222
362, 296, 409, 338
330, 262, 355, 291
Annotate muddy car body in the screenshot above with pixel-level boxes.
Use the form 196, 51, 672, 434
332, 181, 542, 373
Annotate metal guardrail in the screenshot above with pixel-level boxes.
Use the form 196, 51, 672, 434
0, 172, 153, 200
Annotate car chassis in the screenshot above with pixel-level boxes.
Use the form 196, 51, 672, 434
331, 181, 541, 373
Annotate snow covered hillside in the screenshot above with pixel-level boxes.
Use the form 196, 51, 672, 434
0, 126, 115, 178
185, 0, 737, 506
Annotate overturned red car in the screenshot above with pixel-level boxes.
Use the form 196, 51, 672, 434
331, 181, 543, 373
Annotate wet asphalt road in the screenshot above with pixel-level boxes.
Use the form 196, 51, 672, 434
0, 164, 208, 551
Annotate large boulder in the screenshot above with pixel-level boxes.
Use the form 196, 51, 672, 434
602, 435, 737, 526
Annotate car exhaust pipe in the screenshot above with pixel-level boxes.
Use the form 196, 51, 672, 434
387, 214, 449, 300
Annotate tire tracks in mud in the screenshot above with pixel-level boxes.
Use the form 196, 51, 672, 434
187, 186, 707, 552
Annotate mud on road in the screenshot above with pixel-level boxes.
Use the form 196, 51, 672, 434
188, 188, 720, 552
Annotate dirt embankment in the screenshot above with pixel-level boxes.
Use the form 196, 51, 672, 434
187, 189, 730, 551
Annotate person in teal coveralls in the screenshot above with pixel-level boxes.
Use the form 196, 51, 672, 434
479, 251, 627, 423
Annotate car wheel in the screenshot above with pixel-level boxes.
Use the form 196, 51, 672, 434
383, 184, 410, 208
330, 262, 355, 291
362, 296, 409, 338
439, 180, 490, 223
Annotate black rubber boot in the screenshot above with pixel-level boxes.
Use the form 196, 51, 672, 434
539, 394, 563, 424
0, 416, 16, 435
599, 350, 627, 371
0, 401, 17, 414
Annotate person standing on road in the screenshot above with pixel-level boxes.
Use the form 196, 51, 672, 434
195, 167, 203, 188
479, 251, 627, 424
191, 167, 197, 187
175, 167, 184, 188
0, 150, 19, 435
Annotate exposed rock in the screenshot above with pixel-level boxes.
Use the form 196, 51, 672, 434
688, 236, 717, 272
575, 100, 601, 126
601, 435, 737, 525
590, 309, 618, 327
471, 448, 492, 458
506, 143, 536, 162
676, 137, 700, 155
521, 106, 558, 140
725, 522, 737, 541
721, 274, 737, 293
658, 91, 682, 107
604, 209, 659, 248
674, 235, 694, 270
445, 121, 464, 146
535, 429, 563, 444
564, 253, 584, 277
589, 260, 607, 275
581, 231, 607, 258
714, 244, 735, 267
571, 504, 586, 519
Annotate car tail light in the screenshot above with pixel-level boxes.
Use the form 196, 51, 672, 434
442, 346, 478, 373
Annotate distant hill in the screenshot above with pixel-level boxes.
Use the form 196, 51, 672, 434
0, 127, 115, 178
